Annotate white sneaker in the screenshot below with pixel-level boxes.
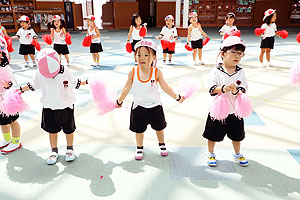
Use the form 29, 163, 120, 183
163, 60, 166, 64
168, 60, 172, 64
24, 63, 31, 68
135, 148, 143, 160
199, 60, 205, 65
233, 153, 249, 167
207, 152, 217, 167
0, 140, 11, 149
32, 64, 38, 68
65, 149, 76, 162
46, 152, 59, 165
1, 143, 22, 154
159, 144, 168, 157
194, 60, 198, 65
67, 62, 71, 66
267, 62, 273, 67
260, 62, 266, 67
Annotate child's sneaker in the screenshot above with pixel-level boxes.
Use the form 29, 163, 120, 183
65, 149, 76, 162
207, 152, 217, 167
1, 143, 22, 154
32, 64, 38, 68
46, 152, 59, 165
135, 147, 143, 160
24, 63, 31, 68
163, 60, 166, 64
199, 60, 205, 65
233, 153, 249, 167
159, 143, 168, 156
267, 62, 273, 67
260, 62, 266, 67
0, 140, 11, 149
168, 60, 172, 64
67, 61, 71, 66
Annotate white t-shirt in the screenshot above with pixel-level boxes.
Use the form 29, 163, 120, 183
208, 65, 248, 114
53, 29, 66, 45
16, 28, 37, 45
261, 23, 277, 39
219, 24, 238, 40
131, 26, 143, 41
132, 66, 161, 109
28, 66, 81, 110
159, 25, 177, 42
190, 24, 202, 41
88, 27, 101, 43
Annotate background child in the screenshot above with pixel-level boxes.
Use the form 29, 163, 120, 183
51, 15, 70, 66
186, 12, 208, 65
155, 15, 178, 64
0, 19, 8, 38
116, 39, 184, 160
20, 48, 88, 165
12, 15, 38, 68
86, 15, 102, 67
0, 51, 22, 154
219, 13, 238, 41
203, 36, 249, 167
259, 9, 280, 67
127, 14, 147, 65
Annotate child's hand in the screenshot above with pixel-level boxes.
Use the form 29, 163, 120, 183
115, 99, 123, 108
155, 36, 159, 40
224, 85, 232, 93
178, 96, 185, 103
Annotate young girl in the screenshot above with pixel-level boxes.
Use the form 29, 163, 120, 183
127, 14, 147, 65
203, 36, 249, 167
186, 12, 209, 65
259, 9, 280, 67
86, 15, 103, 67
12, 15, 38, 68
116, 39, 184, 160
155, 15, 178, 64
51, 15, 70, 66
19, 48, 88, 165
219, 13, 238, 41
0, 19, 8, 38
0, 51, 22, 154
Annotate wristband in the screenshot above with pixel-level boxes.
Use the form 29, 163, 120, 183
4, 81, 12, 89
86, 79, 88, 84
176, 94, 181, 101
232, 90, 239, 95
19, 86, 24, 93
221, 85, 225, 93
116, 100, 123, 106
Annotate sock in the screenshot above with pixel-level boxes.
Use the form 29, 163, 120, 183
25, 61, 29, 65
159, 143, 165, 146
32, 60, 37, 64
12, 137, 20, 144
137, 146, 143, 150
3, 132, 11, 141
67, 145, 73, 150
159, 143, 166, 150
96, 60, 99, 64
52, 147, 58, 153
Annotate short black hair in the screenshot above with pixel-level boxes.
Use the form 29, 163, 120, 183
263, 13, 274, 25
221, 44, 246, 53
51, 19, 66, 29
131, 14, 141, 27
225, 13, 235, 20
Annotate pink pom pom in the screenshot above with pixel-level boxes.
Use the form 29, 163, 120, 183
296, 32, 300, 44
42, 34, 52, 45
168, 42, 176, 51
290, 59, 300, 85
89, 78, 116, 115
181, 78, 199, 99
254, 28, 265, 36
161, 40, 169, 50
31, 39, 41, 51
139, 26, 147, 37
0, 89, 28, 116
185, 44, 193, 51
234, 93, 252, 119
82, 36, 91, 47
4, 35, 14, 53
278, 30, 288, 39
210, 93, 230, 121
0, 67, 12, 84
65, 32, 72, 45
125, 42, 132, 53
202, 37, 210, 46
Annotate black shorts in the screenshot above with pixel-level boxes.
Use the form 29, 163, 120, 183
191, 39, 203, 49
130, 104, 167, 133
41, 106, 76, 134
0, 113, 19, 125
19, 44, 35, 55
163, 48, 175, 54
202, 114, 245, 142
260, 36, 275, 49
54, 44, 70, 55
90, 43, 103, 53
131, 40, 141, 52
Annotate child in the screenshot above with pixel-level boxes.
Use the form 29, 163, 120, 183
0, 51, 22, 154
86, 15, 103, 67
186, 12, 209, 65
203, 36, 249, 167
19, 48, 88, 165
116, 39, 184, 160
51, 15, 70, 66
219, 13, 238, 41
0, 19, 8, 38
127, 14, 147, 65
12, 15, 38, 68
259, 9, 280, 67
155, 15, 178, 64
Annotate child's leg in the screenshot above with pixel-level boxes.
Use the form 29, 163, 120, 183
64, 54, 70, 63
10, 121, 20, 142
92, 53, 96, 63
65, 133, 74, 147
266, 48, 271, 62
163, 53, 167, 61
155, 130, 164, 143
95, 53, 100, 63
58, 54, 62, 63
135, 133, 144, 147
232, 140, 240, 154
168, 54, 172, 61
47, 133, 59, 164
198, 48, 203, 61
24, 55, 29, 62
192, 49, 197, 62
65, 133, 75, 161
156, 130, 168, 156
1, 125, 11, 142
208, 140, 215, 153
29, 54, 37, 66
259, 48, 266, 63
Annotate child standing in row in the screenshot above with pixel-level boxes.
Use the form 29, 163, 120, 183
116, 39, 184, 160
20, 48, 88, 165
219, 13, 238, 41
186, 12, 208, 65
203, 36, 248, 167
155, 15, 178, 64
127, 14, 147, 65
86, 15, 102, 67
12, 15, 38, 68
0, 19, 8, 38
51, 15, 70, 66
0, 50, 22, 154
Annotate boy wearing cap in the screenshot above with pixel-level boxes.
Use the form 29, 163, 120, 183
19, 48, 88, 165
155, 15, 178, 64
203, 36, 249, 167
12, 15, 38, 68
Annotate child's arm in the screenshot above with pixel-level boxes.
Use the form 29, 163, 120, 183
116, 69, 134, 107
157, 69, 184, 103
50, 28, 54, 38
199, 24, 208, 38
186, 25, 192, 44
127, 25, 133, 42
92, 27, 101, 39
155, 27, 164, 40
62, 27, 66, 36
2, 27, 8, 37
